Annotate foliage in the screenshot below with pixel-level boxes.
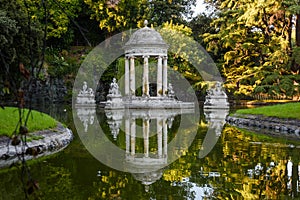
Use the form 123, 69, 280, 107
159, 21, 202, 84
26, 0, 81, 39
46, 54, 70, 78
84, 0, 148, 33
203, 0, 300, 98
0, 0, 43, 97
45, 47, 85, 78
0, 107, 57, 136
188, 13, 216, 46
159, 21, 220, 98
0, 10, 18, 65
84, 0, 197, 35
149, 0, 197, 25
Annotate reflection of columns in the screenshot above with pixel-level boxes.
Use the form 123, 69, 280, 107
157, 118, 163, 158
143, 118, 150, 157
125, 118, 130, 154
130, 119, 136, 156
157, 56, 163, 96
130, 57, 135, 96
162, 57, 168, 96
163, 119, 168, 157
143, 56, 150, 97
125, 57, 130, 96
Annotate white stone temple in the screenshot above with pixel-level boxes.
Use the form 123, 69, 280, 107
103, 20, 194, 109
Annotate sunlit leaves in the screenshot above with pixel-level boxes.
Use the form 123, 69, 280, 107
159, 21, 203, 83
25, 0, 81, 38
84, 0, 147, 33
203, 0, 300, 97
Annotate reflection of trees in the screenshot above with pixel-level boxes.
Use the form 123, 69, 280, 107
35, 166, 77, 199
1, 108, 297, 199
161, 123, 300, 199
0, 164, 77, 200
217, 126, 300, 199
89, 171, 129, 199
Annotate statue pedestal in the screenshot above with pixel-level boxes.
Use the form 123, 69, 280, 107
76, 95, 96, 105
76, 82, 96, 106
104, 94, 124, 109
204, 95, 229, 109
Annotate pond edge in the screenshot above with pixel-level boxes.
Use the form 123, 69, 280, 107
0, 123, 73, 168
226, 114, 300, 140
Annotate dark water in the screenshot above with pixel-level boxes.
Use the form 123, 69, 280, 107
0, 104, 300, 200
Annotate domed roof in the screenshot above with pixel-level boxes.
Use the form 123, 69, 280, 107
124, 20, 168, 56
132, 170, 163, 186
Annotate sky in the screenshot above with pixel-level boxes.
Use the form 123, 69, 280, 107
193, 0, 207, 16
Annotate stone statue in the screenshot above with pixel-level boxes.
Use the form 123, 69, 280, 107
213, 82, 226, 96
167, 83, 175, 98
204, 81, 229, 109
104, 78, 124, 108
88, 88, 94, 96
76, 81, 96, 104
79, 81, 94, 97
79, 81, 88, 95
108, 78, 120, 96
82, 81, 88, 93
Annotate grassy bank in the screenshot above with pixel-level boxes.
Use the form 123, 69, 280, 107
235, 102, 300, 120
0, 107, 57, 136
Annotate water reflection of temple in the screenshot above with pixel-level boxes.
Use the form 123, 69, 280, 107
105, 108, 194, 188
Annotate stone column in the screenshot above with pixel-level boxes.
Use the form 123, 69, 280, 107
157, 118, 163, 158
130, 118, 136, 156
143, 55, 150, 97
163, 56, 168, 96
125, 57, 130, 96
157, 56, 163, 96
125, 118, 130, 155
163, 119, 168, 158
130, 56, 135, 96
143, 118, 150, 157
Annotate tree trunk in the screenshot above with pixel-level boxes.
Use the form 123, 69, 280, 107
297, 14, 300, 47
292, 14, 300, 73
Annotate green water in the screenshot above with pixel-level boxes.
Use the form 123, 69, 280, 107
0, 105, 299, 199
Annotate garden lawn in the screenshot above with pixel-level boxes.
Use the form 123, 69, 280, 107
235, 102, 300, 120
0, 107, 57, 137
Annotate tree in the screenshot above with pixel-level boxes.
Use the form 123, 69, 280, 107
189, 13, 216, 46
25, 0, 81, 39
286, 0, 300, 73
0, 0, 43, 99
203, 0, 300, 98
84, 0, 148, 35
84, 0, 197, 36
149, 0, 197, 26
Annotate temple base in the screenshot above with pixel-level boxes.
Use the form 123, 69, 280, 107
100, 96, 194, 110
123, 97, 195, 109
203, 95, 229, 109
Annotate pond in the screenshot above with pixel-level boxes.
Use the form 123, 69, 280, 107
0, 104, 299, 199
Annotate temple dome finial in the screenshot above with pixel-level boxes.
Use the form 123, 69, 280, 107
144, 20, 148, 27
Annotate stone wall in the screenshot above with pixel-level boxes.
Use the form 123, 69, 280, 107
25, 78, 67, 104
226, 114, 300, 139
0, 123, 73, 168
